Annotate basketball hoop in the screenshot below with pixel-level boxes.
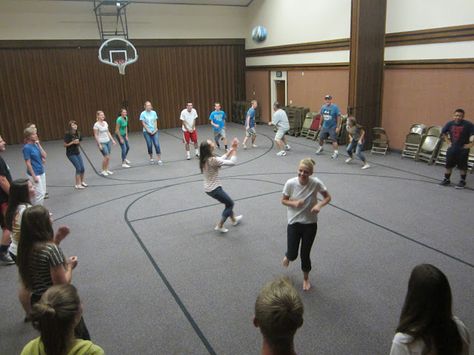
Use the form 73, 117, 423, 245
98, 37, 138, 75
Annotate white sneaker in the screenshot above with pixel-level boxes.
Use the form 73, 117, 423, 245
361, 163, 370, 170
276, 150, 287, 156
316, 146, 324, 155
331, 151, 339, 159
157, 160, 163, 166
100, 171, 109, 176
122, 163, 131, 168
252, 144, 258, 148
81, 182, 88, 187
195, 150, 200, 157
74, 185, 85, 189
345, 157, 353, 163
285, 144, 291, 151
107, 170, 114, 175
186, 152, 191, 160
243, 144, 247, 150
214, 225, 229, 233
149, 159, 155, 165
232, 215, 243, 226
125, 159, 131, 164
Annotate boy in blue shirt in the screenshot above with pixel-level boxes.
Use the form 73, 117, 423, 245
209, 102, 228, 150
316, 95, 341, 159
23, 127, 47, 205
242, 100, 258, 149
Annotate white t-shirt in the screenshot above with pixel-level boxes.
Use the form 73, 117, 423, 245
93, 121, 110, 143
390, 317, 470, 355
272, 109, 290, 130
282, 176, 327, 224
180, 108, 198, 132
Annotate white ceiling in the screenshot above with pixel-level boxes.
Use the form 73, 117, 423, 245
48, 0, 254, 6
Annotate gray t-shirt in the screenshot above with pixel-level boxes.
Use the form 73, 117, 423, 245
272, 109, 290, 130
282, 176, 327, 224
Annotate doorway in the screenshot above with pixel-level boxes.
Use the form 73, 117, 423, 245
275, 80, 286, 105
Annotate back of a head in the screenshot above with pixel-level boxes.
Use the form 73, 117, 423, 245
31, 284, 81, 355
397, 264, 463, 354
255, 277, 304, 352
5, 178, 30, 230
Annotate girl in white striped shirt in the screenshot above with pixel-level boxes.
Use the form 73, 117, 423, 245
199, 138, 242, 233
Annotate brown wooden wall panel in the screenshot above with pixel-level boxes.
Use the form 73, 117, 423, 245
382, 68, 474, 150
0, 42, 245, 144
245, 70, 270, 122
287, 69, 349, 114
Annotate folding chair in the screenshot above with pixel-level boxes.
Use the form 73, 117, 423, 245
469, 146, 474, 174
306, 114, 321, 140
417, 135, 442, 164
434, 140, 449, 166
300, 112, 316, 137
371, 127, 389, 155
402, 124, 426, 159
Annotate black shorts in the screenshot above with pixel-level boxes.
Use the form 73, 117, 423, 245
446, 148, 469, 170
0, 201, 7, 229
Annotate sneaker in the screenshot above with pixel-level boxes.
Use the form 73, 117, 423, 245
331, 151, 339, 159
361, 163, 370, 170
232, 215, 243, 226
125, 159, 131, 164
0, 252, 15, 266
439, 178, 450, 186
186, 152, 191, 160
285, 144, 291, 151
157, 160, 163, 166
252, 144, 258, 148
214, 225, 228, 233
106, 170, 114, 175
455, 180, 466, 189
100, 171, 109, 176
345, 157, 353, 163
150, 159, 155, 165
81, 182, 88, 187
74, 185, 85, 189
122, 163, 131, 168
195, 150, 200, 157
44, 192, 49, 199
243, 144, 247, 150
315, 146, 323, 155
276, 150, 287, 156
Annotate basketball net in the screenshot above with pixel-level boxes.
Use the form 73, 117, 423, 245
115, 60, 127, 75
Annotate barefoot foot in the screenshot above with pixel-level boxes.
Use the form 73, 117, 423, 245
303, 280, 312, 291
282, 256, 289, 268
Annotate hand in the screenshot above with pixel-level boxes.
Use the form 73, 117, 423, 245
463, 144, 471, 149
294, 199, 305, 208
311, 205, 321, 214
73, 139, 80, 144
336, 127, 340, 134
119, 138, 124, 144
231, 137, 239, 149
268, 122, 272, 126
246, 126, 249, 130
112, 140, 117, 145
358, 140, 363, 145
68, 256, 78, 269
55, 226, 70, 243
34, 175, 40, 183
98, 144, 103, 151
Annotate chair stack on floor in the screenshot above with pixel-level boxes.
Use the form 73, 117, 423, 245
416, 126, 443, 164
300, 112, 319, 138
306, 114, 322, 140
282, 106, 310, 136
371, 127, 390, 155
401, 124, 427, 159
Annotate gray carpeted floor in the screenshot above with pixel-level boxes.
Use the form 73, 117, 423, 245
0, 123, 472, 355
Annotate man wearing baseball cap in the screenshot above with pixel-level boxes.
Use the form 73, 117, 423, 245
316, 95, 341, 159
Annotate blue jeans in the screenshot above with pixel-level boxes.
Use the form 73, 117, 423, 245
143, 131, 161, 155
67, 154, 85, 175
346, 140, 366, 162
116, 134, 130, 161
100, 141, 112, 156
206, 186, 234, 222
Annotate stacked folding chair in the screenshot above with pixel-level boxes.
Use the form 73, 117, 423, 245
468, 146, 474, 174
300, 112, 316, 137
371, 127, 389, 155
434, 140, 449, 166
307, 114, 321, 140
417, 126, 442, 164
401, 124, 426, 159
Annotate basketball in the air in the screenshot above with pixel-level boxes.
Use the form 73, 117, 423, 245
251, 26, 267, 43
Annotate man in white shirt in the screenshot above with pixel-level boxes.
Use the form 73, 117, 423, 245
180, 102, 199, 160
268, 101, 291, 156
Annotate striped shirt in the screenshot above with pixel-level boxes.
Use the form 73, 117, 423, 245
30, 243, 66, 297
203, 155, 237, 192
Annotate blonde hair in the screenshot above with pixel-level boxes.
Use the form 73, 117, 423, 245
96, 111, 104, 120
299, 158, 315, 174
255, 277, 304, 351
23, 127, 36, 139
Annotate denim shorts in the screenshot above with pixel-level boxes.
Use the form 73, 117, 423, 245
100, 141, 112, 156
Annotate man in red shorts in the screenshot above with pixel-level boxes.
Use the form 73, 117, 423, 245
180, 102, 199, 160
0, 134, 14, 265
